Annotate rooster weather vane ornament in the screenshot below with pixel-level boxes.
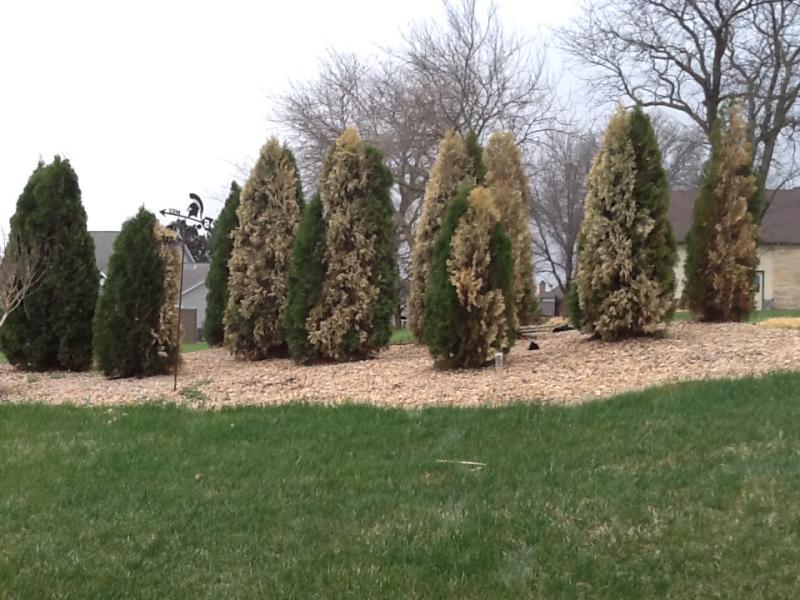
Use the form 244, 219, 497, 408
159, 192, 214, 231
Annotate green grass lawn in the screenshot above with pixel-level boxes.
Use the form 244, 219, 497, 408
3, 372, 800, 598
672, 308, 800, 322
180, 341, 209, 353
389, 328, 415, 345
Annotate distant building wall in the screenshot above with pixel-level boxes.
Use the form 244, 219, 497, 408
181, 286, 207, 338
772, 246, 800, 309
675, 243, 800, 309
180, 308, 198, 344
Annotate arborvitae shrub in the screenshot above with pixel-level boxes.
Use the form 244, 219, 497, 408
94, 208, 178, 378
566, 280, 582, 329
407, 130, 474, 339
153, 222, 182, 368
285, 194, 326, 363
224, 139, 303, 359
575, 106, 673, 341
485, 131, 538, 326
204, 181, 240, 346
363, 146, 397, 350
424, 186, 515, 369
0, 156, 98, 371
684, 106, 759, 321
465, 131, 487, 184
629, 105, 677, 320
305, 129, 396, 361
423, 188, 469, 364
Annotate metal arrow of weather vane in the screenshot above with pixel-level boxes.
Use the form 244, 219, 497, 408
159, 193, 214, 232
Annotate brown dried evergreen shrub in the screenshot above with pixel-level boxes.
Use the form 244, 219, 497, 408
685, 106, 759, 321
576, 107, 670, 341
484, 131, 538, 327
305, 129, 394, 361
224, 139, 303, 359
407, 129, 474, 339
153, 222, 182, 364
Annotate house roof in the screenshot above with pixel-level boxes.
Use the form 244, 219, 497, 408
89, 231, 119, 277
181, 263, 210, 294
669, 189, 800, 245
89, 231, 203, 296
540, 288, 563, 300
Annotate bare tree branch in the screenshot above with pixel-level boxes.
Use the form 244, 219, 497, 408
529, 127, 599, 292
560, 0, 800, 201
0, 231, 45, 330
274, 0, 557, 297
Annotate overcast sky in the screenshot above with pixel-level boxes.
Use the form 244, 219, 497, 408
0, 0, 581, 232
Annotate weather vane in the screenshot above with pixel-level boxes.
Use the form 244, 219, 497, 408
159, 192, 214, 231
159, 192, 214, 393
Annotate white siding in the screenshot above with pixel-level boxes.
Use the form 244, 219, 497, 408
181, 286, 207, 334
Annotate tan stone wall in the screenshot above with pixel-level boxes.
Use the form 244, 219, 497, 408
675, 243, 800, 309
771, 246, 800, 309
675, 246, 688, 302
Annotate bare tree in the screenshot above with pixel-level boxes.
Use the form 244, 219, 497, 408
651, 112, 708, 188
735, 1, 800, 189
529, 128, 599, 292
0, 232, 44, 330
276, 0, 556, 284
560, 0, 800, 205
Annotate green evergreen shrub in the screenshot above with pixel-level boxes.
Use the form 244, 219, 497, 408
93, 208, 177, 378
204, 181, 240, 346
424, 186, 514, 369
566, 280, 582, 330
284, 195, 326, 363
0, 156, 99, 371
629, 104, 677, 320
465, 131, 487, 184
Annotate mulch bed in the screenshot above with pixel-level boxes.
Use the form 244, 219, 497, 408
1, 322, 798, 408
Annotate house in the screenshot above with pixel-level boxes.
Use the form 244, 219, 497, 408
180, 262, 210, 337
668, 189, 800, 310
537, 281, 564, 317
89, 231, 209, 339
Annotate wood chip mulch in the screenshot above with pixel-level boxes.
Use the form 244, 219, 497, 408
1, 322, 798, 409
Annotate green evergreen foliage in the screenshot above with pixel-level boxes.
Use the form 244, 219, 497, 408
203, 181, 240, 346
423, 188, 470, 363
749, 168, 766, 224
567, 280, 583, 330
424, 186, 513, 369
465, 131, 487, 184
363, 146, 397, 350
93, 208, 175, 378
629, 104, 678, 320
285, 195, 326, 363
488, 223, 516, 350
684, 126, 721, 316
0, 156, 98, 371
